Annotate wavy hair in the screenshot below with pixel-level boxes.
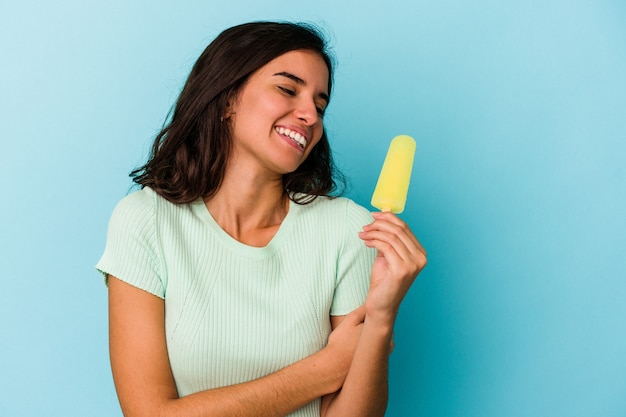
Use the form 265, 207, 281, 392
130, 21, 345, 204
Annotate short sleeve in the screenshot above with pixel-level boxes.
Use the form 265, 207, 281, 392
96, 189, 166, 298
330, 200, 376, 316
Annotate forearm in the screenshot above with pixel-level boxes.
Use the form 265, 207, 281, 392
110, 276, 363, 417
132, 348, 342, 417
323, 314, 393, 417
328, 208, 427, 416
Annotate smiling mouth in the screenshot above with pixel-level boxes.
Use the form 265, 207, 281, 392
275, 127, 308, 149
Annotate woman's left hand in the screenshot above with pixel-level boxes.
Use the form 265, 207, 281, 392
358, 211, 427, 324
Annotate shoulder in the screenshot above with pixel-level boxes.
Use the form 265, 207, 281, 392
107, 187, 183, 235
317, 196, 371, 216
112, 187, 156, 214
111, 187, 181, 219
98, 188, 169, 297
298, 196, 373, 229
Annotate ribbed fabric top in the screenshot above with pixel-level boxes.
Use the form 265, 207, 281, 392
96, 187, 376, 416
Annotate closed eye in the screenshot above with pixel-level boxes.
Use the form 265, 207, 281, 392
278, 86, 296, 96
278, 85, 326, 117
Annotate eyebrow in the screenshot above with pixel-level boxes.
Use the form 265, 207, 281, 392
273, 71, 330, 103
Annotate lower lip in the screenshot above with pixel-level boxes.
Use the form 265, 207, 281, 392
277, 132, 305, 152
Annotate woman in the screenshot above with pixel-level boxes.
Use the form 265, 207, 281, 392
97, 21, 427, 417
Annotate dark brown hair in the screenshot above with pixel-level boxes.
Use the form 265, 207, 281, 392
130, 21, 344, 204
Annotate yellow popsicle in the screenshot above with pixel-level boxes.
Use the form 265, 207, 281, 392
371, 135, 416, 213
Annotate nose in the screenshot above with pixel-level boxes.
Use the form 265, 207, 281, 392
293, 97, 320, 126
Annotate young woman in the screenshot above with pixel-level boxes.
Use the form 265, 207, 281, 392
97, 21, 427, 417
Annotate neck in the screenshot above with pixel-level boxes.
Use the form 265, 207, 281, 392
204, 164, 288, 246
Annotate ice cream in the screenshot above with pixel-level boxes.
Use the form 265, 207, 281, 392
371, 135, 416, 213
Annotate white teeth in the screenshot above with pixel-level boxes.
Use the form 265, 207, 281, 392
275, 127, 307, 148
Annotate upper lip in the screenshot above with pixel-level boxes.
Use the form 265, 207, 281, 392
275, 125, 310, 143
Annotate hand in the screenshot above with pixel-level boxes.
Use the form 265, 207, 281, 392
323, 306, 366, 388
359, 211, 427, 324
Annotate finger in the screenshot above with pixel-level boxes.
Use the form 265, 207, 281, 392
361, 233, 406, 270
360, 228, 427, 276
361, 224, 426, 264
371, 211, 404, 225
346, 304, 366, 324
366, 213, 425, 255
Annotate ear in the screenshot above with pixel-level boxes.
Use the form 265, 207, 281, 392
220, 111, 236, 122
221, 94, 237, 121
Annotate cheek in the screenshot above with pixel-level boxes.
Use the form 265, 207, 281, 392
305, 128, 325, 155
235, 90, 277, 123
312, 125, 324, 146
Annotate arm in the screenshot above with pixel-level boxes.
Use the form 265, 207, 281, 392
321, 211, 427, 417
108, 276, 364, 417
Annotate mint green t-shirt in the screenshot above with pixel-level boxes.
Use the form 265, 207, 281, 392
97, 187, 376, 416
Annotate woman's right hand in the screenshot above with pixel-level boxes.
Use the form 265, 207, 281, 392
323, 306, 366, 389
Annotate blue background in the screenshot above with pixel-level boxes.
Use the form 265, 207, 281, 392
1, 0, 625, 416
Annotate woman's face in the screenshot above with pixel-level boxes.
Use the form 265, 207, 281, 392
227, 49, 330, 175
